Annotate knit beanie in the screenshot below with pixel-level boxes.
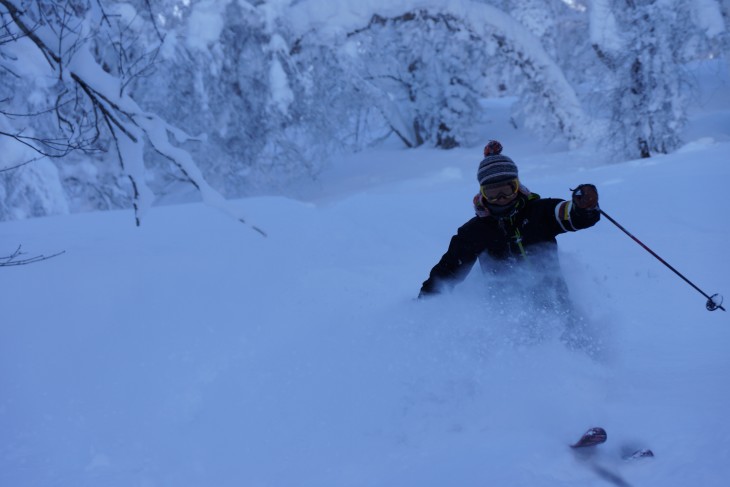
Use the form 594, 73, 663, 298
477, 140, 518, 187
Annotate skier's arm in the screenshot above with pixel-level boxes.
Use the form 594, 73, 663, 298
549, 184, 601, 234
419, 218, 485, 297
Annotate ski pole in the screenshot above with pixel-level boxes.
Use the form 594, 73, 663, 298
599, 209, 725, 312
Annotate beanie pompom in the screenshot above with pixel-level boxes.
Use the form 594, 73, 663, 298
483, 140, 503, 157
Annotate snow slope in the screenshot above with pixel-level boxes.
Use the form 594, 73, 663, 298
1, 62, 729, 487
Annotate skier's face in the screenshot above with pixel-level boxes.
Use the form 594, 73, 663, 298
481, 180, 519, 206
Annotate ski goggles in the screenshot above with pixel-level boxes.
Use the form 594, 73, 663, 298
480, 179, 519, 203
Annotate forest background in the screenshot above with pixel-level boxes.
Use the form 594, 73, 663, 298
1, 0, 727, 223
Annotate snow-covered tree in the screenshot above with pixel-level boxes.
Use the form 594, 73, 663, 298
329, 10, 488, 149
0, 0, 262, 233
128, 0, 337, 197
2, 0, 725, 221
589, 0, 725, 158
289, 1, 589, 149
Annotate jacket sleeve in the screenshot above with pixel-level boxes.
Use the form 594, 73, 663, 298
419, 218, 486, 297
549, 198, 601, 234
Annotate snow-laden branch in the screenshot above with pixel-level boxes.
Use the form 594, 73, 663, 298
287, 0, 589, 145
0, 0, 264, 234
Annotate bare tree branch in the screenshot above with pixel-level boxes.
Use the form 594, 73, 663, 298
143, 0, 164, 43
0, 155, 41, 172
0, 129, 79, 157
0, 245, 65, 266
0, 0, 60, 67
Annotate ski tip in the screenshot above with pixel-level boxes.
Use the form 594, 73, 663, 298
571, 427, 608, 448
624, 448, 654, 460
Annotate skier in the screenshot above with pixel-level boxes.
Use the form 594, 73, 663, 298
418, 141, 600, 340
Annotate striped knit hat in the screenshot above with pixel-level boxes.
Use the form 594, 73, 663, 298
477, 140, 518, 187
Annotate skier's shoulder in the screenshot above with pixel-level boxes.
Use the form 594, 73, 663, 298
519, 184, 553, 204
521, 191, 571, 223
457, 214, 490, 234
523, 191, 564, 210
520, 190, 552, 212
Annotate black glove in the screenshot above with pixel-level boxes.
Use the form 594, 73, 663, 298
572, 184, 599, 210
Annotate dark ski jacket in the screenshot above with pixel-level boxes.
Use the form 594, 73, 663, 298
419, 192, 600, 296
